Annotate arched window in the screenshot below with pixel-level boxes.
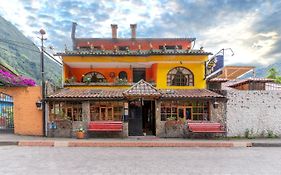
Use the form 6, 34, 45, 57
167, 67, 194, 86
118, 71, 127, 80
82, 72, 106, 83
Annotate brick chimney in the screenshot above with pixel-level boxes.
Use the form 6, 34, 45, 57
71, 22, 77, 50
111, 24, 118, 39
71, 22, 77, 39
130, 24, 137, 39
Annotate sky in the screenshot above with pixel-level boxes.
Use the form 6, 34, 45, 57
0, 0, 280, 66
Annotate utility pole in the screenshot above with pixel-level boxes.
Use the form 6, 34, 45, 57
39, 29, 47, 136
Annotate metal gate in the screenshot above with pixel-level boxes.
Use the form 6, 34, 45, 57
0, 93, 14, 132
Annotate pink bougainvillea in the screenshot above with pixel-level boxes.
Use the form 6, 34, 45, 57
0, 69, 36, 86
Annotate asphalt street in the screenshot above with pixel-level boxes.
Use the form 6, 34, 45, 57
0, 146, 281, 175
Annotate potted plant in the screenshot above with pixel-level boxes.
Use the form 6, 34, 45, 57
76, 127, 85, 139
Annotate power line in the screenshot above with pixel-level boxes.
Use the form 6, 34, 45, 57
0, 39, 62, 66
43, 50, 62, 66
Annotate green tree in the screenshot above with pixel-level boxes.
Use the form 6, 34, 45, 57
267, 67, 281, 83
267, 68, 278, 79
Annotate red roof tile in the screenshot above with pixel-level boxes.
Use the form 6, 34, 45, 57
227, 78, 274, 88
47, 85, 223, 100
47, 89, 124, 99
160, 89, 223, 98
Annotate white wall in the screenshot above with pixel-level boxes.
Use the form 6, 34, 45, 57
226, 91, 281, 137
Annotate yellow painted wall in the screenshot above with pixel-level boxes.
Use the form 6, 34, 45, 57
156, 63, 206, 89
62, 54, 209, 89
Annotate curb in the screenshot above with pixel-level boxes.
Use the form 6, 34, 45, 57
15, 141, 252, 148
18, 141, 54, 147
0, 141, 18, 146
252, 143, 281, 147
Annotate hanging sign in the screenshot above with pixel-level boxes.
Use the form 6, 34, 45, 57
206, 54, 224, 77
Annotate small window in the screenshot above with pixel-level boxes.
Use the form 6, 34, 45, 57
119, 71, 128, 80
79, 46, 91, 50
159, 45, 182, 50
92, 46, 101, 50
118, 46, 129, 51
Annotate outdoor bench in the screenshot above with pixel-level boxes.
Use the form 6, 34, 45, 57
88, 121, 123, 132
187, 122, 225, 133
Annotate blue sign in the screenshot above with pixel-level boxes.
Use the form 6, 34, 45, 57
206, 54, 224, 76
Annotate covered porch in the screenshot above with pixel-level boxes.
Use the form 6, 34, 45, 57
46, 81, 225, 138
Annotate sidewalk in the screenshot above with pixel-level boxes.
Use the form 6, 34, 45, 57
1, 133, 281, 147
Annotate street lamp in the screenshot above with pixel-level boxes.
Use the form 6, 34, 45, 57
39, 29, 47, 136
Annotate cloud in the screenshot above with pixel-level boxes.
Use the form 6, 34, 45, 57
0, 0, 280, 66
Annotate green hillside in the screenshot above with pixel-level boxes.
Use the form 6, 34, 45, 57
0, 16, 61, 86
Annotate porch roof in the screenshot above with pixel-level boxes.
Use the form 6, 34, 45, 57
47, 88, 124, 100
47, 88, 223, 100
123, 79, 162, 97
160, 89, 223, 99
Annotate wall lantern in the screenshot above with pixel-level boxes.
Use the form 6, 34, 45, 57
213, 101, 219, 109
36, 100, 42, 110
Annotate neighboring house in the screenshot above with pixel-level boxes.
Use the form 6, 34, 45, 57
47, 23, 224, 138
0, 61, 41, 135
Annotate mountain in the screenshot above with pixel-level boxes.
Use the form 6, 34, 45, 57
254, 61, 281, 78
0, 16, 61, 86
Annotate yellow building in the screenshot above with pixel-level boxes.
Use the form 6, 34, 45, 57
47, 23, 224, 138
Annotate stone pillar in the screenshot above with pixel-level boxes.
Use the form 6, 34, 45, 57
122, 122, 128, 138
155, 100, 162, 137
82, 101, 90, 122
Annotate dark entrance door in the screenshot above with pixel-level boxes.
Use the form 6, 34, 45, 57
142, 101, 155, 135
128, 101, 143, 136
128, 100, 156, 136
133, 68, 146, 82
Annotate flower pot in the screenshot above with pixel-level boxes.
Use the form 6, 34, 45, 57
76, 131, 85, 139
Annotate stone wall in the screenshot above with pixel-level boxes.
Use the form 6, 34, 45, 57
226, 91, 281, 137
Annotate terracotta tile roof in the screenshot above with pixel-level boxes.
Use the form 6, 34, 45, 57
47, 82, 223, 100
227, 78, 274, 87
55, 49, 212, 56
47, 89, 124, 99
123, 79, 161, 97
217, 66, 255, 80
160, 89, 223, 98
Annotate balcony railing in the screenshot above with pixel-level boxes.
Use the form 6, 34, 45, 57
64, 82, 134, 87
64, 81, 156, 87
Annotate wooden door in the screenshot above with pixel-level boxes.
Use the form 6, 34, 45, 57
128, 101, 143, 136
133, 68, 146, 82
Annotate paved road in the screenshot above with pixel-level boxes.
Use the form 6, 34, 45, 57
0, 146, 281, 175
